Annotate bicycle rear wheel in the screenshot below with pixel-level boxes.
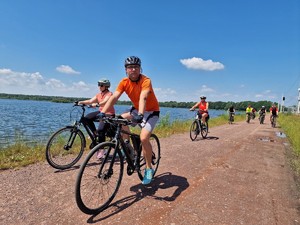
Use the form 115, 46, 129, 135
137, 134, 161, 181
190, 120, 199, 141
75, 142, 124, 215
46, 127, 85, 170
201, 121, 208, 138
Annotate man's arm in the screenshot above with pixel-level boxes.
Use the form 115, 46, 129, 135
138, 89, 150, 115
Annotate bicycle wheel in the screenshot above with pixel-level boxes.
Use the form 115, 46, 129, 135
137, 134, 161, 181
190, 120, 199, 141
272, 117, 276, 128
201, 121, 208, 138
247, 114, 251, 123
46, 127, 85, 170
75, 142, 124, 215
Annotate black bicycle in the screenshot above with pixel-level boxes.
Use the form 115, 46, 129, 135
189, 111, 209, 141
45, 102, 113, 170
228, 112, 235, 124
271, 114, 277, 128
246, 112, 251, 123
75, 115, 161, 215
259, 112, 265, 124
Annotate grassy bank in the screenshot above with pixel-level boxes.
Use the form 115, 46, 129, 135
0, 113, 253, 170
278, 114, 300, 175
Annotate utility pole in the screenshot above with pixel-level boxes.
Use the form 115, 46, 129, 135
297, 88, 300, 114
281, 95, 285, 113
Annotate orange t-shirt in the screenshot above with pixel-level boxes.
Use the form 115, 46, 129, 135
96, 91, 115, 115
116, 74, 159, 111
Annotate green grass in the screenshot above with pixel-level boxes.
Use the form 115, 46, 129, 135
278, 113, 300, 175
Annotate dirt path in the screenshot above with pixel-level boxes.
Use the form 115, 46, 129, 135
1, 120, 299, 225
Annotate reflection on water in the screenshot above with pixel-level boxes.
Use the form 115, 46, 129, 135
0, 99, 225, 147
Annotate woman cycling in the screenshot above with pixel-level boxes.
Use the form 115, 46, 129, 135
190, 96, 209, 125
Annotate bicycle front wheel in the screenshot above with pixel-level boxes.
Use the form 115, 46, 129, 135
137, 134, 161, 181
190, 120, 199, 141
75, 142, 124, 215
201, 121, 208, 138
46, 127, 85, 170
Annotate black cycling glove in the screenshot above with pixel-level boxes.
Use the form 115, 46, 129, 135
132, 113, 144, 123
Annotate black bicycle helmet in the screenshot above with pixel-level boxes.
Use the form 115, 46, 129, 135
124, 56, 141, 67
200, 95, 206, 99
98, 78, 110, 88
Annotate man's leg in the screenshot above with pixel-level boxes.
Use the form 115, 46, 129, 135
140, 128, 152, 169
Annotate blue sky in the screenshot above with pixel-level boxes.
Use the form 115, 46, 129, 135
0, 0, 299, 106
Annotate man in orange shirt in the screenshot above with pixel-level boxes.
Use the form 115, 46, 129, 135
100, 56, 160, 185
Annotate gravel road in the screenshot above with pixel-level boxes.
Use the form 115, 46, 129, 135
0, 120, 299, 225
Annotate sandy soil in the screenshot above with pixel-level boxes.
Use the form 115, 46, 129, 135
0, 120, 299, 225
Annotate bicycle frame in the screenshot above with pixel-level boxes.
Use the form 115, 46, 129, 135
100, 119, 142, 176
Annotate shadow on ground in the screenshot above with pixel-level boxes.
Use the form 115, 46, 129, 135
88, 172, 189, 223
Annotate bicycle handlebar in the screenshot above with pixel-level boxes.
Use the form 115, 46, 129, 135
99, 114, 134, 126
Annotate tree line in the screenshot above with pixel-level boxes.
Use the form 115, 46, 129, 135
0, 93, 277, 111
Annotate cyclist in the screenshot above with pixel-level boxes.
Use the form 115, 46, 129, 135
258, 106, 266, 123
227, 105, 235, 122
245, 104, 252, 122
251, 107, 256, 120
78, 78, 115, 157
269, 103, 278, 122
258, 106, 266, 116
190, 96, 209, 125
99, 56, 160, 185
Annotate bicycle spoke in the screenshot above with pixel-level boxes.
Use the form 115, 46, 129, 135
46, 127, 85, 170
75, 143, 123, 214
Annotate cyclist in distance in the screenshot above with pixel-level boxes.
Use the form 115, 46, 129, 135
245, 104, 252, 119
258, 105, 266, 123
78, 78, 115, 157
189, 96, 209, 125
228, 105, 235, 115
99, 56, 160, 185
269, 103, 278, 122
258, 105, 266, 116
228, 105, 235, 122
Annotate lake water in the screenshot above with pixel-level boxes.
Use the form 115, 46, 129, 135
0, 99, 226, 147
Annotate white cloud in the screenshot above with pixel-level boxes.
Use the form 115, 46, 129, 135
56, 65, 81, 75
180, 57, 224, 71
200, 85, 215, 93
46, 79, 66, 89
0, 68, 93, 97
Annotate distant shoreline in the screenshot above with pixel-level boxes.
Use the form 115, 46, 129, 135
0, 92, 277, 111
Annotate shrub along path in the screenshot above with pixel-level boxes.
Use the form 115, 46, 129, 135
0, 120, 299, 224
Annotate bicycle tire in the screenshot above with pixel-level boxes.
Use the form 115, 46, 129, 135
137, 134, 161, 181
75, 142, 124, 215
229, 115, 233, 124
201, 121, 208, 138
272, 117, 276, 128
189, 120, 199, 141
247, 114, 251, 123
46, 127, 85, 170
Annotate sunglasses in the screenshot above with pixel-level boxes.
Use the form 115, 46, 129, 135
98, 83, 105, 87
126, 65, 140, 69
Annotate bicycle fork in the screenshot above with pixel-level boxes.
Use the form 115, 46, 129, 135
64, 127, 79, 150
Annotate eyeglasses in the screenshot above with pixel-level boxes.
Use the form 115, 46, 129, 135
126, 65, 140, 70
98, 83, 104, 87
